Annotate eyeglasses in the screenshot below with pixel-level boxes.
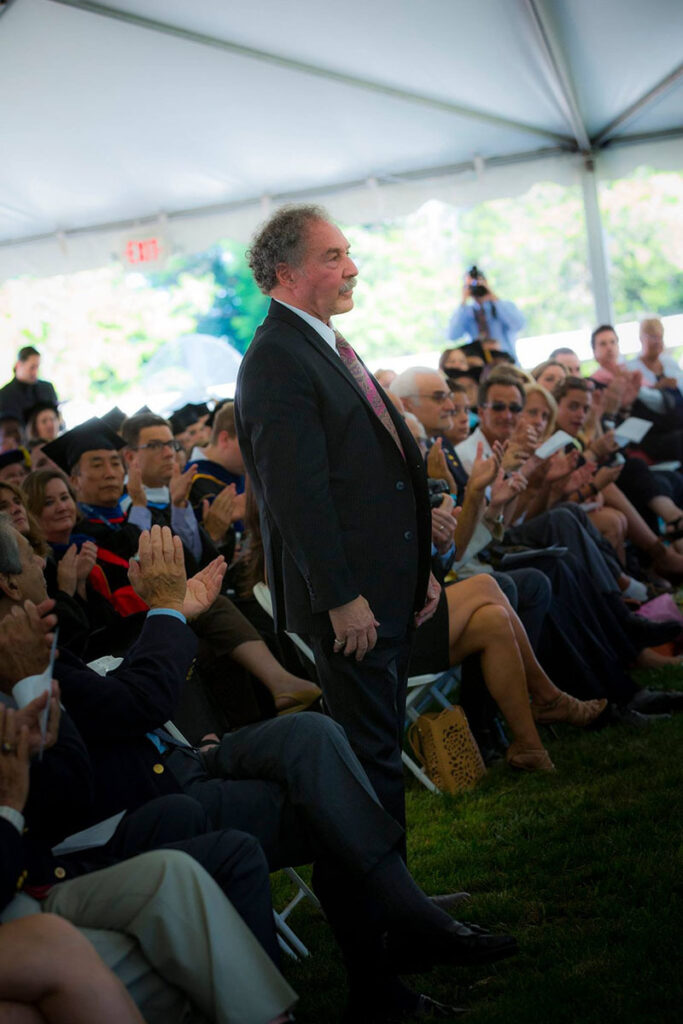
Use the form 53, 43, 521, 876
132, 440, 182, 452
407, 391, 453, 405
482, 401, 523, 414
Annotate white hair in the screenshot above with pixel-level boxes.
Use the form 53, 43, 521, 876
389, 366, 445, 400
403, 412, 428, 441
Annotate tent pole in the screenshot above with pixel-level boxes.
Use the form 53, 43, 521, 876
581, 156, 613, 326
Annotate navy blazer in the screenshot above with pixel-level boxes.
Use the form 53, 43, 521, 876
235, 301, 431, 637
54, 614, 198, 819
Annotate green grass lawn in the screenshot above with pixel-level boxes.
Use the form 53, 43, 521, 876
272, 673, 683, 1023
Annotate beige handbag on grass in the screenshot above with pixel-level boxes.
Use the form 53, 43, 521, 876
407, 707, 486, 794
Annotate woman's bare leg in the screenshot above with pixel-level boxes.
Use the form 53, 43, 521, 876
0, 915, 145, 1024
588, 507, 628, 564
230, 639, 321, 709
448, 600, 544, 750
446, 577, 558, 702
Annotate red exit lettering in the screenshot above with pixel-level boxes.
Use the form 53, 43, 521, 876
125, 238, 160, 264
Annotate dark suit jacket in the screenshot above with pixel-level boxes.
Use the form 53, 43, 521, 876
0, 377, 58, 419
235, 300, 431, 637
54, 614, 198, 819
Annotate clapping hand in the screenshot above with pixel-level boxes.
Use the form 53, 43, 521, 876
183, 557, 227, 621
15, 682, 61, 756
431, 495, 456, 555
126, 456, 147, 508
56, 544, 79, 597
128, 526, 186, 613
170, 462, 198, 509
426, 439, 457, 494
545, 448, 579, 484
0, 600, 56, 688
490, 468, 528, 510
469, 440, 506, 493
202, 486, 237, 542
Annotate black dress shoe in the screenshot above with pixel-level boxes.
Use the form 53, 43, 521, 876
385, 920, 518, 973
628, 688, 683, 714
624, 613, 683, 650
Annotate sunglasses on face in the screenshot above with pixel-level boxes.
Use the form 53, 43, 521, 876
483, 401, 523, 414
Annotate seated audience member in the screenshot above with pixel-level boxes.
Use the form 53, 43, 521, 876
24, 452, 321, 720
549, 347, 582, 377
553, 376, 683, 579
532, 360, 568, 393
0, 703, 296, 1024
189, 401, 247, 541
170, 403, 210, 458
374, 368, 397, 389
0, 447, 30, 485
440, 375, 683, 647
439, 347, 470, 374
395, 372, 680, 720
119, 411, 205, 564
25, 401, 60, 442
0, 526, 289, 971
0, 345, 59, 423
629, 316, 683, 390
0, 522, 517, 1020
0, 481, 47, 557
590, 323, 683, 462
0, 411, 26, 453
448, 268, 525, 361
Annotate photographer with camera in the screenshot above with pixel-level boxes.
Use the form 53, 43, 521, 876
448, 267, 525, 362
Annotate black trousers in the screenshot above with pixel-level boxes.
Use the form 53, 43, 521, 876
308, 631, 414, 843
67, 793, 280, 964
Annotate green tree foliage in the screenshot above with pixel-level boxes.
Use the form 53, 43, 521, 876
599, 169, 683, 319
146, 242, 267, 353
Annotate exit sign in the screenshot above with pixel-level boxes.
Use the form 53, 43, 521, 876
123, 236, 163, 265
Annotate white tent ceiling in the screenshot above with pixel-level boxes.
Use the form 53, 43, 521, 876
0, 0, 681, 280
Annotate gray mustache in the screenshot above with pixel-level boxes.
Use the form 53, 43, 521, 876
339, 278, 357, 294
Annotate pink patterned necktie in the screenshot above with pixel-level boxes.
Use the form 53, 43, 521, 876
334, 331, 404, 457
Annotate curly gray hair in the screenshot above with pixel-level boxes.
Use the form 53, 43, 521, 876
247, 204, 329, 293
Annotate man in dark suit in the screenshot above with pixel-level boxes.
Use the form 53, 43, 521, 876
235, 205, 441, 837
0, 345, 59, 422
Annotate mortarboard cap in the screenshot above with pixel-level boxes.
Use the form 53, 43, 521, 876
487, 349, 515, 365
169, 403, 201, 435
457, 339, 489, 365
134, 405, 152, 416
0, 448, 29, 472
191, 402, 210, 419
0, 409, 24, 425
41, 417, 126, 474
100, 406, 127, 433
446, 366, 483, 385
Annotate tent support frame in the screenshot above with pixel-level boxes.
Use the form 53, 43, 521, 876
581, 157, 614, 327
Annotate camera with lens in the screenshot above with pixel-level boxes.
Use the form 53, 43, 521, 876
428, 477, 451, 508
468, 265, 488, 299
